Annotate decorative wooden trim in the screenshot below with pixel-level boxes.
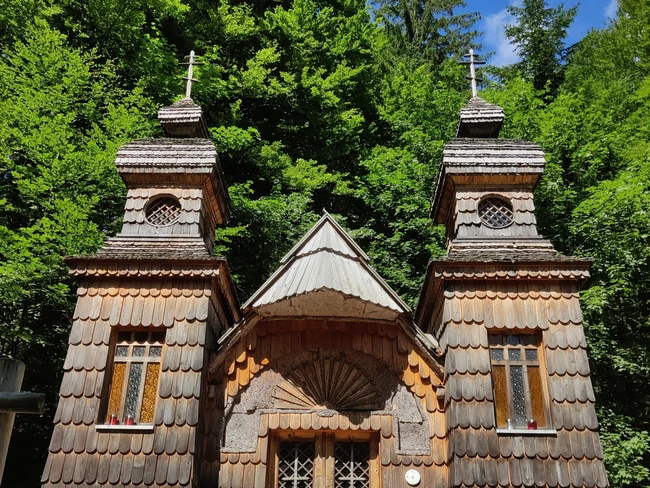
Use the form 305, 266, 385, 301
272, 358, 380, 410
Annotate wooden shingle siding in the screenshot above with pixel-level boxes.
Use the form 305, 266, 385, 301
454, 190, 539, 239
438, 280, 583, 334
202, 319, 447, 488
432, 275, 608, 488
121, 188, 204, 236
41, 272, 232, 488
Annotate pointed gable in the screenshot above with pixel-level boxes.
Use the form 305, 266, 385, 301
244, 212, 410, 321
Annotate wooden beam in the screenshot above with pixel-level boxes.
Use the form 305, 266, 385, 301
0, 358, 25, 486
0, 392, 45, 414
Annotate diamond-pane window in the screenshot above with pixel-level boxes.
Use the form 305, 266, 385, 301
278, 441, 314, 488
478, 197, 514, 229
335, 442, 370, 488
145, 196, 182, 226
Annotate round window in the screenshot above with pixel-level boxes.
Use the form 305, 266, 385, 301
478, 197, 514, 229
145, 196, 182, 227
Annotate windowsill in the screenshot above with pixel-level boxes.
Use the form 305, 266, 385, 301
95, 424, 155, 433
496, 428, 557, 436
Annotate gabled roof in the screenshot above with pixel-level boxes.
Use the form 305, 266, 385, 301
243, 212, 410, 321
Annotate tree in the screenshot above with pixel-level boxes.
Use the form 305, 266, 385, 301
484, 3, 650, 483
504, 0, 578, 97
0, 20, 156, 483
374, 0, 479, 63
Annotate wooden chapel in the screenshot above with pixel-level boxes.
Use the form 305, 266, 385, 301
41, 54, 609, 488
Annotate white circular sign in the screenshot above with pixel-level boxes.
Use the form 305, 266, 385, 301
405, 469, 421, 486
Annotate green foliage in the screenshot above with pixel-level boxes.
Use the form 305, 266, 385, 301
492, 3, 650, 484
0, 19, 155, 482
374, 0, 479, 63
3, 0, 650, 485
504, 0, 578, 97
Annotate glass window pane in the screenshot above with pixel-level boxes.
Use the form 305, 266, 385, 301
106, 362, 126, 423
335, 442, 370, 488
506, 335, 520, 346
510, 365, 528, 428
491, 348, 504, 361
278, 441, 314, 488
124, 363, 143, 421
115, 346, 129, 357
489, 334, 502, 346
149, 346, 162, 357
134, 332, 148, 344
140, 363, 160, 423
522, 335, 538, 346
133, 346, 146, 357
492, 365, 509, 428
117, 331, 131, 342
151, 332, 165, 344
508, 349, 522, 361
525, 349, 538, 361
527, 366, 546, 428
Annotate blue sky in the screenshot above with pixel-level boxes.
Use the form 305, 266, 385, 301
460, 0, 618, 66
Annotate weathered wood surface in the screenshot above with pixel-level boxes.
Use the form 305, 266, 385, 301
454, 190, 539, 239
40, 274, 233, 488
425, 277, 608, 488
201, 319, 447, 488
0, 358, 25, 485
0, 392, 45, 414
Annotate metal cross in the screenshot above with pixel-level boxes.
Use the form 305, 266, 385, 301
460, 49, 486, 98
180, 50, 205, 99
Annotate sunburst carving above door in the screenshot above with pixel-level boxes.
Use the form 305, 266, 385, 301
272, 358, 380, 410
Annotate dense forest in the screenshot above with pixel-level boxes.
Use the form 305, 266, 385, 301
0, 0, 649, 485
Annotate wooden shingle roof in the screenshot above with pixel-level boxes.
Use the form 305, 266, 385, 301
456, 97, 505, 138
157, 97, 208, 138
243, 212, 410, 321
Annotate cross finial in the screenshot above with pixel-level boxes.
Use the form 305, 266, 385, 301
460, 49, 486, 98
180, 50, 205, 99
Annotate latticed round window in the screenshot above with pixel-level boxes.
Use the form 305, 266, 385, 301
478, 197, 514, 229
145, 196, 182, 226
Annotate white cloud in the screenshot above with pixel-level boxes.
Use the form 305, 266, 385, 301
481, 3, 521, 67
605, 0, 617, 19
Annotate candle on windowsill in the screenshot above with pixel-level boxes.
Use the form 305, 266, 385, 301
125, 415, 135, 425
109, 414, 119, 425
528, 419, 538, 430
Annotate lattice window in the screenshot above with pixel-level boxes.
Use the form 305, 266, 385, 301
335, 442, 370, 488
145, 196, 182, 226
490, 333, 548, 430
104, 330, 164, 425
278, 441, 315, 488
478, 197, 514, 229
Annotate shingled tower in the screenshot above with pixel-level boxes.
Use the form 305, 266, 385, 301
41, 60, 240, 486
416, 52, 609, 488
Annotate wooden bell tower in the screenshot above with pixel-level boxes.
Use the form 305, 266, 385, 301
415, 51, 609, 488
41, 84, 240, 487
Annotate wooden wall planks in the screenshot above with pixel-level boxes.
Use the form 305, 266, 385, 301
202, 319, 447, 488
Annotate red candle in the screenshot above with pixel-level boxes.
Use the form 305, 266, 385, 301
125, 415, 135, 425
109, 414, 119, 425
528, 419, 537, 430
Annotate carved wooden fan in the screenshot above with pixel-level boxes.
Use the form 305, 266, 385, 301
272, 358, 380, 410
